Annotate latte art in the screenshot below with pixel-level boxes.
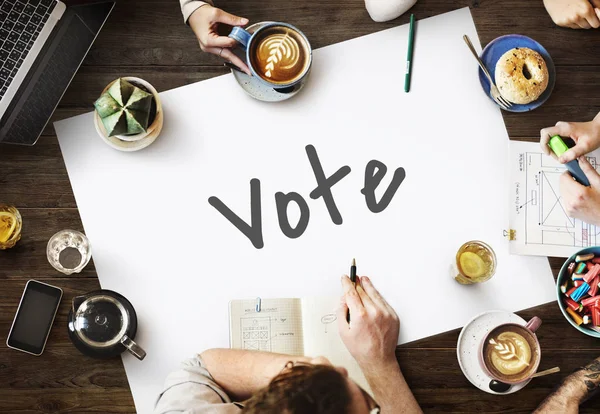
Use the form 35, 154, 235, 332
260, 34, 300, 79
488, 332, 532, 376
250, 27, 309, 85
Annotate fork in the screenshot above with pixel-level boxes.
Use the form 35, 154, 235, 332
463, 35, 513, 110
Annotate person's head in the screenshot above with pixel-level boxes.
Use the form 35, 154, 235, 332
242, 357, 379, 414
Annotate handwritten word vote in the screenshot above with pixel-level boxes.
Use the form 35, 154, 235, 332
208, 145, 406, 249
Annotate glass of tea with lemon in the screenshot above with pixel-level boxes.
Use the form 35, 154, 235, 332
0, 204, 22, 249
454, 240, 496, 284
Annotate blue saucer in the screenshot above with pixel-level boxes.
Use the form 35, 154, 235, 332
478, 34, 556, 113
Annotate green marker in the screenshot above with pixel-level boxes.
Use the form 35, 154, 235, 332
404, 14, 415, 93
548, 135, 590, 187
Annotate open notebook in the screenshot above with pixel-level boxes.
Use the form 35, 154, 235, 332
229, 297, 371, 395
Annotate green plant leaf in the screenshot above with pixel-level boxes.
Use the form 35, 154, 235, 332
94, 92, 121, 118
124, 109, 148, 135
96, 78, 154, 136
126, 87, 152, 112
101, 110, 127, 137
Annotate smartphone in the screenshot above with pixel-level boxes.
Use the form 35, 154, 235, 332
7, 280, 63, 356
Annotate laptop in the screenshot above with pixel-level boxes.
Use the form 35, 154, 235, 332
0, 0, 115, 146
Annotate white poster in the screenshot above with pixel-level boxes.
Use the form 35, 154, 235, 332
55, 8, 555, 413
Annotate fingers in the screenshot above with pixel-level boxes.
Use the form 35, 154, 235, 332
543, 121, 591, 164
560, 170, 576, 191
583, 2, 600, 28
205, 35, 238, 49
560, 171, 583, 218
586, 12, 600, 28
561, 141, 591, 164
577, 17, 592, 29
341, 275, 365, 317
578, 156, 600, 187
207, 47, 252, 75
540, 122, 572, 158
356, 283, 375, 310
596, 8, 600, 21
213, 8, 249, 27
337, 297, 349, 331
360, 276, 397, 317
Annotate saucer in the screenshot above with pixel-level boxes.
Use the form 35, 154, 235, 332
478, 34, 556, 113
230, 22, 304, 103
457, 310, 531, 395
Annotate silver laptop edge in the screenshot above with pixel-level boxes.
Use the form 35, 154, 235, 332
0, 0, 66, 119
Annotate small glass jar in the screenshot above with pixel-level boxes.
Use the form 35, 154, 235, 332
0, 204, 22, 250
47, 230, 92, 275
453, 240, 497, 284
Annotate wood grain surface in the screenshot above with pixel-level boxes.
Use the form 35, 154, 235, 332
1, 0, 599, 412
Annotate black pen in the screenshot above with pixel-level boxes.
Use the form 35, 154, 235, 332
347, 258, 356, 322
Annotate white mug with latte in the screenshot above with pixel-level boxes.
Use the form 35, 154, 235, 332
229, 22, 312, 90
479, 317, 542, 385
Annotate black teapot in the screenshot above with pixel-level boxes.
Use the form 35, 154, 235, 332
68, 290, 146, 360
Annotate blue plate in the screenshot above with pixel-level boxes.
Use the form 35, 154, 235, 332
478, 34, 556, 112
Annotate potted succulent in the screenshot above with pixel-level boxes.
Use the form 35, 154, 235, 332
93, 77, 163, 152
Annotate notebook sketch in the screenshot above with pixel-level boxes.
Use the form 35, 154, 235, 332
229, 297, 371, 395
241, 317, 272, 351
509, 141, 600, 257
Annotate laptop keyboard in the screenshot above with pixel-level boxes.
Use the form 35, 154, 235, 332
0, 0, 56, 100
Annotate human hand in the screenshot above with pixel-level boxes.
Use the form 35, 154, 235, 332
337, 275, 399, 372
188, 5, 251, 75
560, 157, 600, 225
543, 0, 600, 29
540, 115, 600, 163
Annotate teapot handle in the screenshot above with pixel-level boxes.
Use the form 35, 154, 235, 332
121, 335, 146, 360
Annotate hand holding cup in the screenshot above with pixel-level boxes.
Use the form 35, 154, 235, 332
188, 5, 251, 75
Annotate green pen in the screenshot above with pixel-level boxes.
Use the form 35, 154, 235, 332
404, 14, 415, 93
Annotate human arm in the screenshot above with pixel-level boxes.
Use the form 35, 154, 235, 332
186, 4, 251, 74
540, 112, 600, 163
543, 0, 600, 28
337, 275, 423, 414
180, 0, 211, 23
199, 348, 311, 401
534, 356, 600, 413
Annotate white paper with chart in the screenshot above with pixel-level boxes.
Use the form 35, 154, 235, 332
508, 140, 600, 257
229, 297, 370, 394
54, 8, 556, 413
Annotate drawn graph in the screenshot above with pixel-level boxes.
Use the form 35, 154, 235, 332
241, 317, 271, 351
523, 152, 598, 247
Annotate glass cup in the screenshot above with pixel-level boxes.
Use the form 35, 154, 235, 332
0, 204, 22, 250
47, 230, 92, 275
453, 240, 497, 284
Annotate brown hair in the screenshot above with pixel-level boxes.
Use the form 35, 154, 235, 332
242, 364, 351, 414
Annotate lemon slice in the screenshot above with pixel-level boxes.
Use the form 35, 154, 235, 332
459, 251, 486, 278
0, 212, 17, 243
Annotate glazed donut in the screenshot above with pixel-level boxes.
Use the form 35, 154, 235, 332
494, 48, 549, 105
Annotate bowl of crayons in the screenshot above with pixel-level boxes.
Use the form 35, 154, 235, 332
558, 247, 600, 338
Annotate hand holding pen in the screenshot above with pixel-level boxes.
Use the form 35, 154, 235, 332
337, 274, 400, 370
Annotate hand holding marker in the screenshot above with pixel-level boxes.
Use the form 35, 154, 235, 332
548, 135, 590, 187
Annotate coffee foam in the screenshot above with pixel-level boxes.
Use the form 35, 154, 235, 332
251, 27, 309, 85
483, 325, 538, 381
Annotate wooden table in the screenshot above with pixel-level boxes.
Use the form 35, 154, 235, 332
1, 0, 599, 412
